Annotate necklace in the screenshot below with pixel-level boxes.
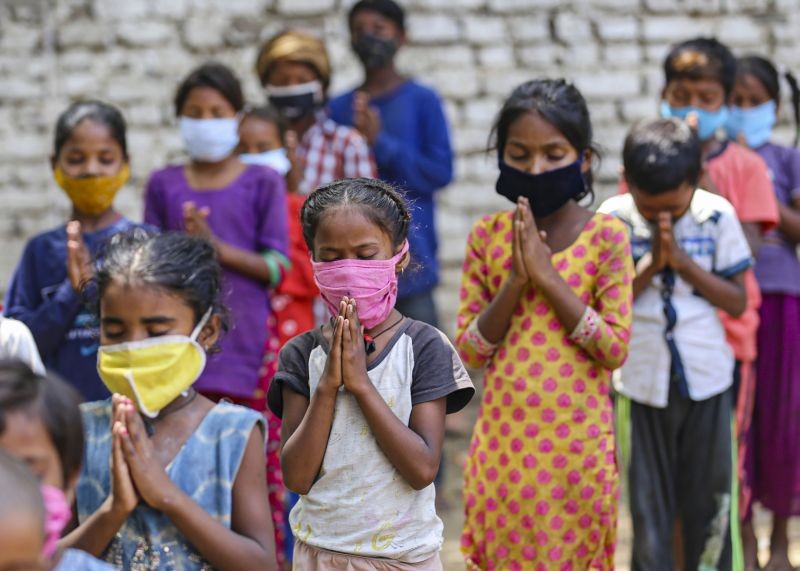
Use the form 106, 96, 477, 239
143, 389, 198, 436
363, 314, 405, 355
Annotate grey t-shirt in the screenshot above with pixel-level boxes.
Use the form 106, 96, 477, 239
268, 318, 474, 562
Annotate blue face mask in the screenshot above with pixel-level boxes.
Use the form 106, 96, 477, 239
238, 148, 291, 176
180, 117, 240, 162
726, 100, 776, 149
660, 101, 729, 141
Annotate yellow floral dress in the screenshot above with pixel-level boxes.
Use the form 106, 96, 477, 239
456, 211, 633, 571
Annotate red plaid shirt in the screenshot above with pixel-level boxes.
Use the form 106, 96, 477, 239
297, 114, 377, 194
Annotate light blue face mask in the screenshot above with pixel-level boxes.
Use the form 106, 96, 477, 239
660, 101, 729, 141
238, 148, 291, 176
179, 117, 240, 162
726, 100, 776, 149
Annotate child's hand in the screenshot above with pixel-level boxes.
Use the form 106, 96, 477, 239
509, 203, 529, 287
319, 302, 345, 396
516, 197, 556, 286
341, 299, 370, 396
110, 395, 139, 517
353, 92, 382, 146
182, 202, 213, 240
117, 399, 179, 512
66, 221, 93, 292
651, 212, 672, 271
285, 130, 302, 194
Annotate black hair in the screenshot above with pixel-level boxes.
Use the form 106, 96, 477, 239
0, 360, 84, 485
93, 229, 229, 340
0, 448, 43, 527
174, 62, 245, 116
489, 78, 599, 201
348, 0, 406, 32
664, 37, 737, 96
737, 55, 800, 146
301, 178, 411, 252
53, 100, 128, 159
623, 117, 702, 195
242, 105, 287, 144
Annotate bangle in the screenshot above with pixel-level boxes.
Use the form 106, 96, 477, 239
465, 318, 499, 357
569, 306, 600, 347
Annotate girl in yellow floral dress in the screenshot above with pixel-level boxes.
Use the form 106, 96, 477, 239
456, 79, 634, 571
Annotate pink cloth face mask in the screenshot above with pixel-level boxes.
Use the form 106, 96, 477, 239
41, 484, 71, 559
312, 241, 409, 329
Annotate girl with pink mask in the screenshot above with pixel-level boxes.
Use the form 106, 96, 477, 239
0, 360, 112, 570
267, 178, 474, 569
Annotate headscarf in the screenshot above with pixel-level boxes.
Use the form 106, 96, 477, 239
255, 30, 331, 91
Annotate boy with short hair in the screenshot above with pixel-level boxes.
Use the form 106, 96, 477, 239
329, 0, 453, 327
600, 118, 751, 571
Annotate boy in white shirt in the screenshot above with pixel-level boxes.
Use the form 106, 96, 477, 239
599, 118, 750, 571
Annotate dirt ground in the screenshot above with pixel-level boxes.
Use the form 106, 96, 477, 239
436, 384, 800, 570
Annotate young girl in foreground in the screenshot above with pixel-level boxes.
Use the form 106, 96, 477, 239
268, 178, 474, 569
457, 79, 633, 570
68, 230, 276, 570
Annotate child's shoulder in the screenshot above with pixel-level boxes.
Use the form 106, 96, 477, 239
470, 210, 514, 238
23, 224, 68, 252
148, 164, 184, 181
206, 401, 264, 432
715, 141, 768, 172
689, 188, 737, 219
597, 193, 635, 218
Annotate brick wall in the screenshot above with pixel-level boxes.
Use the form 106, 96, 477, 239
1, 0, 798, 332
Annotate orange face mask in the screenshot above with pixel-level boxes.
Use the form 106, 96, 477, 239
54, 164, 129, 216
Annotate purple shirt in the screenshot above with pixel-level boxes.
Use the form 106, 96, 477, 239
754, 143, 800, 296
144, 164, 288, 397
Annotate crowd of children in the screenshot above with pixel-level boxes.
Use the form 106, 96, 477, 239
1, 0, 799, 569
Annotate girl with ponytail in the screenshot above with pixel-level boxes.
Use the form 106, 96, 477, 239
728, 54, 800, 571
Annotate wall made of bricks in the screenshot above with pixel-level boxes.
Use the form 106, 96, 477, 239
1, 0, 798, 333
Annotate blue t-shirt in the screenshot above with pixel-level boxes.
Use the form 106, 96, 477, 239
4, 217, 143, 400
329, 80, 453, 297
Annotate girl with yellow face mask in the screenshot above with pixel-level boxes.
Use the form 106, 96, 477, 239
4, 101, 144, 401
62, 229, 277, 570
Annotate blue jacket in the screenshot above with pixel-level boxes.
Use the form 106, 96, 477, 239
4, 217, 141, 400
329, 80, 453, 297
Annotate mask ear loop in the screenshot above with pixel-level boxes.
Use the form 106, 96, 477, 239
190, 307, 214, 342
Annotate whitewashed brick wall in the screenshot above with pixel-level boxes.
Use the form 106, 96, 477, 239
2, 0, 799, 333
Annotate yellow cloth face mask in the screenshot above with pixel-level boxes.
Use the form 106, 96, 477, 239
54, 164, 130, 216
96, 309, 211, 418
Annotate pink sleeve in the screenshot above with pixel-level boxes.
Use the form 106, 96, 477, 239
738, 154, 779, 231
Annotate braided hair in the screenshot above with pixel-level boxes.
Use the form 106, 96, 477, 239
301, 177, 412, 253
737, 55, 800, 146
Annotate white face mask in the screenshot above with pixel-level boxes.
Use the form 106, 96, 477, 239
180, 117, 240, 162
238, 148, 291, 176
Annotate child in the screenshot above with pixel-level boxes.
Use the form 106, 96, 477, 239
329, 0, 453, 326
0, 449, 44, 570
66, 230, 276, 569
600, 118, 751, 571
236, 106, 317, 346
457, 79, 634, 570
267, 178, 474, 568
5, 101, 142, 401
658, 38, 779, 434
0, 359, 113, 570
728, 55, 800, 571
236, 105, 306, 569
0, 316, 45, 374
255, 30, 377, 195
144, 63, 289, 407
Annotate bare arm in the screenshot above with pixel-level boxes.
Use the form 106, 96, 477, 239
777, 199, 800, 244
117, 402, 275, 571
741, 222, 762, 257
676, 256, 747, 317
213, 240, 273, 284
280, 313, 345, 494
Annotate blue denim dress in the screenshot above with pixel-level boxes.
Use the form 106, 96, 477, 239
76, 400, 264, 570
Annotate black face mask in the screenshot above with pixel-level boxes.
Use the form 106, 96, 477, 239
266, 80, 322, 121
495, 159, 587, 217
351, 34, 399, 69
